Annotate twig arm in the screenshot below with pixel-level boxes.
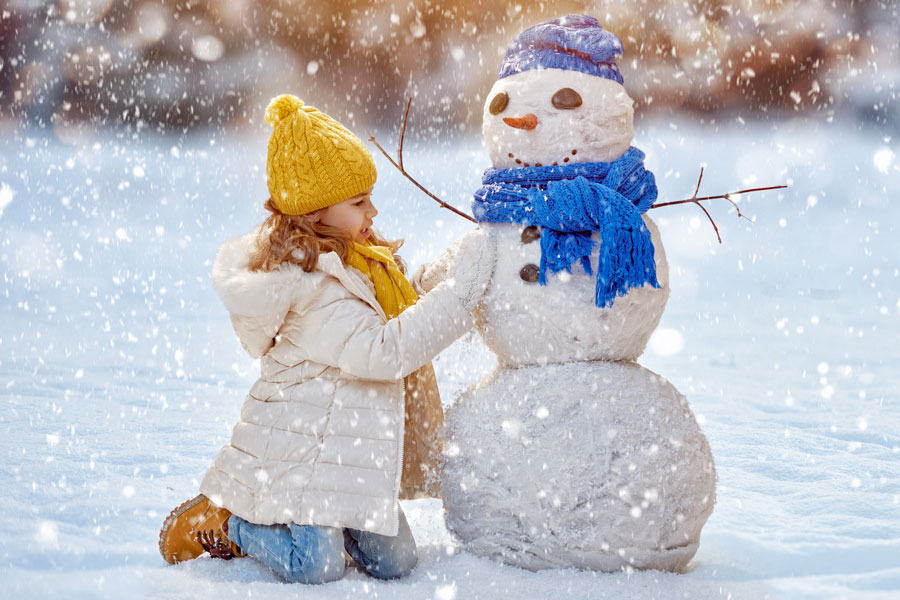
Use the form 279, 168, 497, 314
365, 98, 476, 223
398, 98, 411, 172
694, 199, 722, 243
650, 168, 787, 243
652, 185, 788, 208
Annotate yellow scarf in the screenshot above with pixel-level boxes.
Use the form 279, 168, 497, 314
345, 242, 418, 319
347, 242, 442, 499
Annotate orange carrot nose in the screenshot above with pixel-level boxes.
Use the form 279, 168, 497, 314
502, 114, 538, 130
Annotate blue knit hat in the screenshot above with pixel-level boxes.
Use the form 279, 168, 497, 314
497, 14, 624, 84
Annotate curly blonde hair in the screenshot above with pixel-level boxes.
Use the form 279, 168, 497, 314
248, 198, 405, 273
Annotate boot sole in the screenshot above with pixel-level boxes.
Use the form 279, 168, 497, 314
158, 494, 206, 564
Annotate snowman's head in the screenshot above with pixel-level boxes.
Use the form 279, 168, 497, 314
482, 70, 634, 169
482, 14, 634, 169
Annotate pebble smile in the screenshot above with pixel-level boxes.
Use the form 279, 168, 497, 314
507, 148, 579, 167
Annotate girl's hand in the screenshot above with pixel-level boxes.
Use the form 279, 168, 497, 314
411, 259, 448, 296
416, 227, 496, 311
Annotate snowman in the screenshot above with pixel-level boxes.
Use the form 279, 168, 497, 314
422, 15, 717, 572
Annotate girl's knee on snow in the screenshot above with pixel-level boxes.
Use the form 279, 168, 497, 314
373, 543, 417, 580
344, 515, 419, 580
284, 523, 346, 584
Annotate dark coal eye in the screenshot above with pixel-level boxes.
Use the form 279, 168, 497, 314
489, 91, 509, 115
551, 88, 582, 109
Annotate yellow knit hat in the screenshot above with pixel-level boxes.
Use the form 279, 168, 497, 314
264, 94, 377, 215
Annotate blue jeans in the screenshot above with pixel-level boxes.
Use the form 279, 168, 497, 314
226, 508, 417, 584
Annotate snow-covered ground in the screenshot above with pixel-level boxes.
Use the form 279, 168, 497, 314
2, 116, 898, 599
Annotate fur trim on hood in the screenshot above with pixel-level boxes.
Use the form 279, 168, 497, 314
211, 230, 321, 318
211, 229, 383, 322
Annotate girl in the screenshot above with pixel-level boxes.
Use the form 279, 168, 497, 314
158, 94, 491, 583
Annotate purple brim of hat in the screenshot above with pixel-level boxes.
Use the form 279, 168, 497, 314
498, 14, 624, 84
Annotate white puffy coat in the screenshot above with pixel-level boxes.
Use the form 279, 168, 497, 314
199, 231, 472, 536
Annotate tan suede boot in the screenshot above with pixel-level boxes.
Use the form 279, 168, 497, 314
158, 494, 245, 564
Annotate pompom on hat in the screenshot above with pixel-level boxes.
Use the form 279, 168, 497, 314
497, 14, 624, 84
264, 94, 377, 216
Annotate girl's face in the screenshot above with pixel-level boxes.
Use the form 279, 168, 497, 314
313, 187, 378, 244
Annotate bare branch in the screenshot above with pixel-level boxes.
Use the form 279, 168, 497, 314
693, 166, 705, 198
694, 196, 722, 244
398, 97, 411, 172
653, 185, 788, 208
366, 98, 476, 223
651, 168, 787, 243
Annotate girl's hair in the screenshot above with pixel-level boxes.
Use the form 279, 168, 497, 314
249, 198, 405, 273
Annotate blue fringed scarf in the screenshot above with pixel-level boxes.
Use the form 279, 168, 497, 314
473, 147, 660, 308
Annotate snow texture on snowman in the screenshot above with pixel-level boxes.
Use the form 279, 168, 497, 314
431, 15, 717, 572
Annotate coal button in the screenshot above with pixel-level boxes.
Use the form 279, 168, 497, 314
520, 225, 540, 244
519, 263, 539, 283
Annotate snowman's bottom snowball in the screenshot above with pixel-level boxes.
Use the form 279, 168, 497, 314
441, 361, 716, 573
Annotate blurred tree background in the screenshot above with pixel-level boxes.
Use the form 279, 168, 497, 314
1, 0, 897, 143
